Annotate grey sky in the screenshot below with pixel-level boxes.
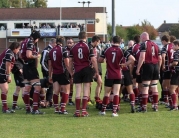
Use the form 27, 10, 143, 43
47, 0, 179, 28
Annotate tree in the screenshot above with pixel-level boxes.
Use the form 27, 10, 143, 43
141, 20, 158, 40
169, 24, 179, 39
107, 24, 127, 41
126, 25, 143, 40
9, 0, 27, 8
0, 0, 9, 8
34, 0, 47, 8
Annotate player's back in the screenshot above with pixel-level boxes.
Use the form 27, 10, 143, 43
49, 45, 64, 74
70, 41, 92, 72
143, 40, 160, 64
104, 45, 123, 79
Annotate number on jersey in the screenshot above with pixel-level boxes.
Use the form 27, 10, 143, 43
53, 51, 56, 61
78, 48, 83, 59
112, 52, 116, 63
151, 46, 155, 56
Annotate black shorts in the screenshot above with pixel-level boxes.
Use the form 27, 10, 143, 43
141, 64, 159, 81
104, 78, 122, 87
136, 75, 142, 83
23, 65, 39, 81
0, 76, 7, 84
73, 67, 93, 83
14, 72, 25, 87
41, 68, 48, 78
52, 73, 70, 85
170, 72, 179, 85
122, 70, 133, 86
132, 67, 137, 79
163, 71, 171, 80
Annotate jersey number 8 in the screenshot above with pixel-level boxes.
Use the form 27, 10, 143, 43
78, 48, 83, 59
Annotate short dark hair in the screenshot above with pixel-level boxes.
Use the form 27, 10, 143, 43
30, 30, 41, 40
78, 32, 87, 40
9, 42, 20, 50
112, 36, 121, 44
161, 35, 170, 42
173, 40, 179, 46
56, 36, 65, 45
133, 35, 140, 43
66, 37, 74, 41
92, 35, 100, 43
170, 35, 176, 43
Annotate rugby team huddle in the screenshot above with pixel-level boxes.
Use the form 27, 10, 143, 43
0, 30, 179, 117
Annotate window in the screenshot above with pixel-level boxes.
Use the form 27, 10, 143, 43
9, 39, 17, 42
39, 23, 56, 28
14, 23, 30, 29
87, 20, 94, 24
0, 23, 7, 30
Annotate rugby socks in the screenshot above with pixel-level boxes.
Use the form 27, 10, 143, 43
33, 90, 40, 111
153, 92, 159, 109
53, 94, 59, 112
142, 94, 148, 110
149, 90, 153, 103
113, 95, 119, 113
40, 93, 45, 103
171, 93, 177, 108
75, 97, 81, 114
129, 93, 135, 106
1, 92, 8, 111
12, 93, 19, 108
101, 96, 109, 112
139, 93, 143, 107
24, 91, 30, 111
163, 90, 169, 103
60, 93, 68, 112
168, 94, 173, 107
133, 88, 139, 103
82, 96, 88, 114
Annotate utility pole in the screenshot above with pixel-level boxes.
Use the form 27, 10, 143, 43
112, 0, 116, 36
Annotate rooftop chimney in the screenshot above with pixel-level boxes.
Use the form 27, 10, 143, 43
164, 20, 166, 24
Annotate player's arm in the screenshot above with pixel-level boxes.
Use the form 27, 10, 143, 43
98, 49, 105, 63
161, 48, 166, 70
26, 42, 39, 59
5, 52, 13, 83
69, 49, 74, 76
48, 59, 53, 83
63, 49, 73, 76
158, 48, 162, 71
41, 50, 49, 71
170, 52, 179, 67
136, 43, 146, 74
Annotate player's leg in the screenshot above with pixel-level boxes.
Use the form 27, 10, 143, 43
111, 82, 121, 117
68, 78, 74, 105
169, 72, 179, 110
31, 79, 44, 114
74, 83, 82, 117
132, 67, 139, 103
150, 80, 159, 111
23, 80, 32, 113
81, 82, 91, 117
52, 81, 60, 113
0, 82, 14, 113
59, 73, 70, 114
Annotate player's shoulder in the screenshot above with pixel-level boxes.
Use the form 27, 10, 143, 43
6, 49, 13, 55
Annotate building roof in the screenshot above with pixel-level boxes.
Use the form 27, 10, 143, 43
0, 7, 106, 20
157, 23, 179, 32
